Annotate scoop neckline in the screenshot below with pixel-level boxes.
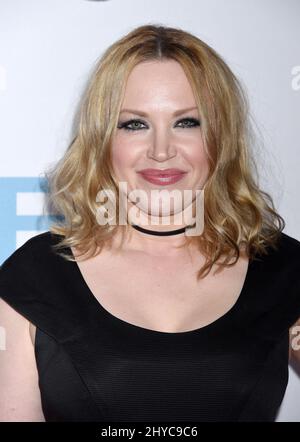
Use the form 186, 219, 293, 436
68, 246, 256, 338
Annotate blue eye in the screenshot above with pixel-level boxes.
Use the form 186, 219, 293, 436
117, 119, 147, 131
117, 117, 201, 132
176, 118, 200, 128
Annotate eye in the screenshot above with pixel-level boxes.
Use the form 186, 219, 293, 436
117, 117, 201, 132
117, 119, 147, 131
176, 117, 201, 128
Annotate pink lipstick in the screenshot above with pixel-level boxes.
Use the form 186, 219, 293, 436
137, 168, 187, 186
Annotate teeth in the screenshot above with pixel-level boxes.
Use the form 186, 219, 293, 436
156, 177, 174, 181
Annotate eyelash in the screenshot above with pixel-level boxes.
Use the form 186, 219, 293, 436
117, 117, 201, 131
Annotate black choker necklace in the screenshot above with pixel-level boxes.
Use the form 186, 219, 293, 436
130, 223, 187, 236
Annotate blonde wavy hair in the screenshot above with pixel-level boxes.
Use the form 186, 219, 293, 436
45, 24, 285, 280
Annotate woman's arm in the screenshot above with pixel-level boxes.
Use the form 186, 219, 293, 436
289, 318, 300, 367
0, 298, 45, 422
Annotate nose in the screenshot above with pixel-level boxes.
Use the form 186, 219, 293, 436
147, 126, 177, 162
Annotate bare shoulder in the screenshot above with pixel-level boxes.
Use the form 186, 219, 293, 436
0, 298, 45, 421
29, 322, 36, 346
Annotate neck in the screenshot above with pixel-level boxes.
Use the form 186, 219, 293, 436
130, 223, 188, 236
121, 206, 195, 256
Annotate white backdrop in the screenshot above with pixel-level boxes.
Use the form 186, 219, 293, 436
0, 0, 299, 421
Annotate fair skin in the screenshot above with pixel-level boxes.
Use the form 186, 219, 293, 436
111, 59, 209, 236
0, 299, 45, 421
0, 59, 299, 422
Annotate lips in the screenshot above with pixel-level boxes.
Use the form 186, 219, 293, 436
138, 168, 187, 177
137, 169, 187, 186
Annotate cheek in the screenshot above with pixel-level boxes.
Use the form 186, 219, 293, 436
185, 139, 209, 170
184, 140, 210, 190
111, 137, 136, 177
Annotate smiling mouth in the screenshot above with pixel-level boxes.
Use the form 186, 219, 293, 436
137, 171, 187, 186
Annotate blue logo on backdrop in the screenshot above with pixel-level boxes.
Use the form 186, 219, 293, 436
0, 177, 62, 264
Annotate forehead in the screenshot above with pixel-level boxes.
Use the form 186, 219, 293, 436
121, 59, 196, 107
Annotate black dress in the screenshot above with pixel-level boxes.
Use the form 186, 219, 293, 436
0, 230, 300, 422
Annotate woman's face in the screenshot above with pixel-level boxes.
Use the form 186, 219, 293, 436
111, 59, 210, 222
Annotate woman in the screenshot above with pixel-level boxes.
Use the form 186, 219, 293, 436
0, 24, 299, 422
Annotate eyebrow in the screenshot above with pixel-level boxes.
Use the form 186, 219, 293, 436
119, 106, 198, 117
